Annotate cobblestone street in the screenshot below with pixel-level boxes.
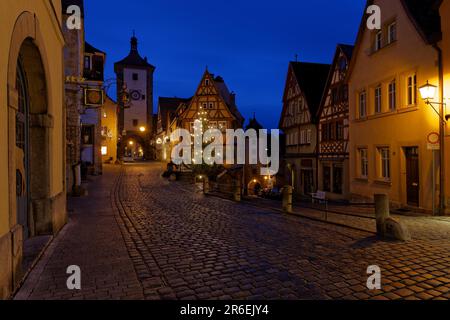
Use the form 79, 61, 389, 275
15, 163, 450, 300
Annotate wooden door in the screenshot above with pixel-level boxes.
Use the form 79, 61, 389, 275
405, 147, 419, 206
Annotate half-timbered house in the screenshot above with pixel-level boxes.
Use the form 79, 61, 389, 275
317, 44, 354, 200
279, 61, 330, 196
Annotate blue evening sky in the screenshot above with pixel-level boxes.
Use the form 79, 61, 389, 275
84, 0, 366, 129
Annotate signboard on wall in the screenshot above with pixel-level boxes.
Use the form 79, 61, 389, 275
84, 88, 104, 107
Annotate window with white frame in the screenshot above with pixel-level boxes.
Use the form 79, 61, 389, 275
378, 147, 391, 180
389, 80, 396, 110
388, 22, 397, 44
375, 31, 383, 51
407, 74, 417, 106
359, 148, 369, 178
375, 85, 382, 113
359, 91, 367, 118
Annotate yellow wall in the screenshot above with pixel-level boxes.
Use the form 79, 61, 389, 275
348, 0, 440, 210
101, 97, 118, 163
441, 1, 450, 210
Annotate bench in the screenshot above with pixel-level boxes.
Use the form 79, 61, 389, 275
311, 191, 328, 209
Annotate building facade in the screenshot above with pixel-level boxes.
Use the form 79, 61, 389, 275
114, 34, 155, 161
168, 70, 245, 163
348, 0, 443, 212
0, 0, 67, 299
62, 0, 84, 194
81, 42, 106, 175
101, 96, 119, 164
317, 45, 354, 200
441, 0, 450, 212
279, 61, 330, 197
155, 97, 191, 162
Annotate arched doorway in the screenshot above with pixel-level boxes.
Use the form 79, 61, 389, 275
14, 38, 49, 239
122, 134, 147, 161
248, 179, 262, 196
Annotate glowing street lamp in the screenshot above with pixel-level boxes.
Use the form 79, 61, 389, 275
139, 126, 146, 132
129, 141, 134, 146
420, 80, 447, 216
419, 81, 437, 101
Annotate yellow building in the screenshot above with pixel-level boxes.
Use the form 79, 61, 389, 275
441, 0, 450, 212
101, 96, 119, 164
0, 0, 67, 298
348, 0, 444, 212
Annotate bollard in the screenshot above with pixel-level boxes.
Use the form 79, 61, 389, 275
233, 180, 242, 202
374, 194, 390, 237
282, 185, 293, 213
203, 176, 209, 194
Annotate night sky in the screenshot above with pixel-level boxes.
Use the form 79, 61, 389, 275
84, 0, 366, 129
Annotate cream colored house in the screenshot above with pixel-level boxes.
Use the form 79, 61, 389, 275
0, 0, 67, 299
348, 0, 445, 212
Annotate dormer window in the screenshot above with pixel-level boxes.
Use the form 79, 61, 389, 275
84, 56, 91, 69
388, 22, 397, 44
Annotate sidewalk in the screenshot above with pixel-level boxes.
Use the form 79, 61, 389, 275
15, 165, 144, 300
234, 195, 450, 241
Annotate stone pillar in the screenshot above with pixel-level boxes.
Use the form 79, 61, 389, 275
233, 179, 241, 202
282, 185, 293, 213
203, 177, 209, 194
375, 194, 390, 237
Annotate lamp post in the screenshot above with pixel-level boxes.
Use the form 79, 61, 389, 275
419, 81, 448, 216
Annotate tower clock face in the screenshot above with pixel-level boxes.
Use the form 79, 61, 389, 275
130, 90, 142, 101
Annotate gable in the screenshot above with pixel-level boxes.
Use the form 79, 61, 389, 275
318, 45, 353, 119
348, 0, 441, 81
279, 63, 311, 129
179, 71, 238, 126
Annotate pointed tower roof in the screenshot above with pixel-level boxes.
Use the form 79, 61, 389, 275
245, 114, 263, 131
114, 33, 155, 69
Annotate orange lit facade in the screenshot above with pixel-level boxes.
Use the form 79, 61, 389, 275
348, 0, 444, 212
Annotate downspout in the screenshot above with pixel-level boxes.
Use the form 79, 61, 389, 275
433, 44, 446, 216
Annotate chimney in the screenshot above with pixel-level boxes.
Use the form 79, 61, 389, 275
230, 91, 236, 106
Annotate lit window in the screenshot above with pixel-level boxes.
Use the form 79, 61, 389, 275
375, 85, 382, 114
375, 31, 382, 51
407, 74, 417, 106
359, 148, 369, 178
101, 146, 108, 156
359, 91, 367, 118
378, 147, 391, 180
388, 22, 397, 44
389, 80, 396, 110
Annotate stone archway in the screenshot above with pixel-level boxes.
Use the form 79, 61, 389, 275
6, 12, 54, 288
15, 38, 51, 237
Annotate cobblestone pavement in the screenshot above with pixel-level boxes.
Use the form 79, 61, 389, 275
16, 163, 450, 300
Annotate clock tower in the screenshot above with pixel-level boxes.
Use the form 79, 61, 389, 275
114, 33, 155, 160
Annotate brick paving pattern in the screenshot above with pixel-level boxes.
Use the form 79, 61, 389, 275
16, 163, 450, 300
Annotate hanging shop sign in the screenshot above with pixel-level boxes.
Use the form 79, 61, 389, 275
84, 88, 105, 107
